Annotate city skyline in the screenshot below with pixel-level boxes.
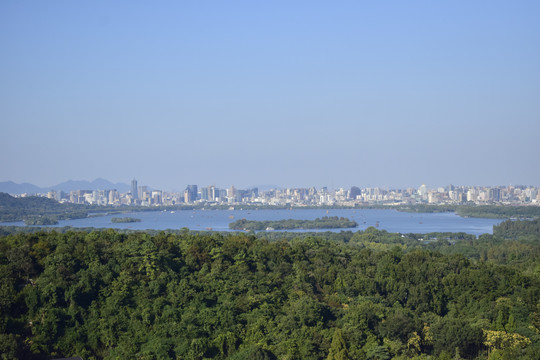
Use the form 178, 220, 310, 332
4, 177, 539, 208
2, 2, 540, 189
2, 177, 540, 195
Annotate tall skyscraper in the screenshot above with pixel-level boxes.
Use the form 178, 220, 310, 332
489, 188, 501, 202
185, 185, 198, 203
349, 186, 361, 200
138, 186, 148, 200
201, 187, 209, 201
208, 185, 218, 201
228, 185, 236, 199
131, 179, 138, 200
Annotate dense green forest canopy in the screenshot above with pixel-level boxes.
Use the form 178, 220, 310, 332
0, 219, 539, 359
229, 217, 358, 230
493, 218, 540, 239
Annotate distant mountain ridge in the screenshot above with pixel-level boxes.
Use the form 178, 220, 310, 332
0, 178, 130, 194
0, 181, 43, 194
50, 178, 130, 193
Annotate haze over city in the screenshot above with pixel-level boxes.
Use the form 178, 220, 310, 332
1, 1, 539, 190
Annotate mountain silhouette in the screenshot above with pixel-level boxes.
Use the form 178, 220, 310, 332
0, 178, 130, 194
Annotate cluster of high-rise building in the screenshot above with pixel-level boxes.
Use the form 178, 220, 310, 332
39, 180, 540, 207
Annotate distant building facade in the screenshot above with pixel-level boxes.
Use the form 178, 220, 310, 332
131, 179, 138, 200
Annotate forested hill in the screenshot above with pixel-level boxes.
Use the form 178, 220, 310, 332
0, 228, 538, 359
0, 192, 60, 210
0, 192, 88, 222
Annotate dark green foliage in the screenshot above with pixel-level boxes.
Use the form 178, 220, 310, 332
0, 229, 538, 359
494, 218, 540, 239
228, 345, 276, 360
23, 216, 59, 226
430, 318, 484, 358
229, 216, 358, 230
110, 217, 141, 223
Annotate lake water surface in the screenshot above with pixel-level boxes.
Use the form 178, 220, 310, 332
2, 208, 503, 235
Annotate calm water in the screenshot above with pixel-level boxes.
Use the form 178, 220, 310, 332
2, 209, 503, 235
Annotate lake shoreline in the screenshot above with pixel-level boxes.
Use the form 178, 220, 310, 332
0, 208, 504, 236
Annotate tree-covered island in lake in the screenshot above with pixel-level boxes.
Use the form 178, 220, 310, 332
229, 216, 357, 230
23, 216, 59, 225
111, 217, 142, 223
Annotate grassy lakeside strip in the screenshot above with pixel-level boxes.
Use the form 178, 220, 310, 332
229, 216, 358, 230
396, 204, 540, 219
111, 217, 141, 223
455, 205, 540, 219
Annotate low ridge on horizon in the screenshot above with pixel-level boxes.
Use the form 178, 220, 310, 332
0, 178, 131, 194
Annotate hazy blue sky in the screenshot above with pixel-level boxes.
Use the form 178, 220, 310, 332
1, 1, 539, 191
